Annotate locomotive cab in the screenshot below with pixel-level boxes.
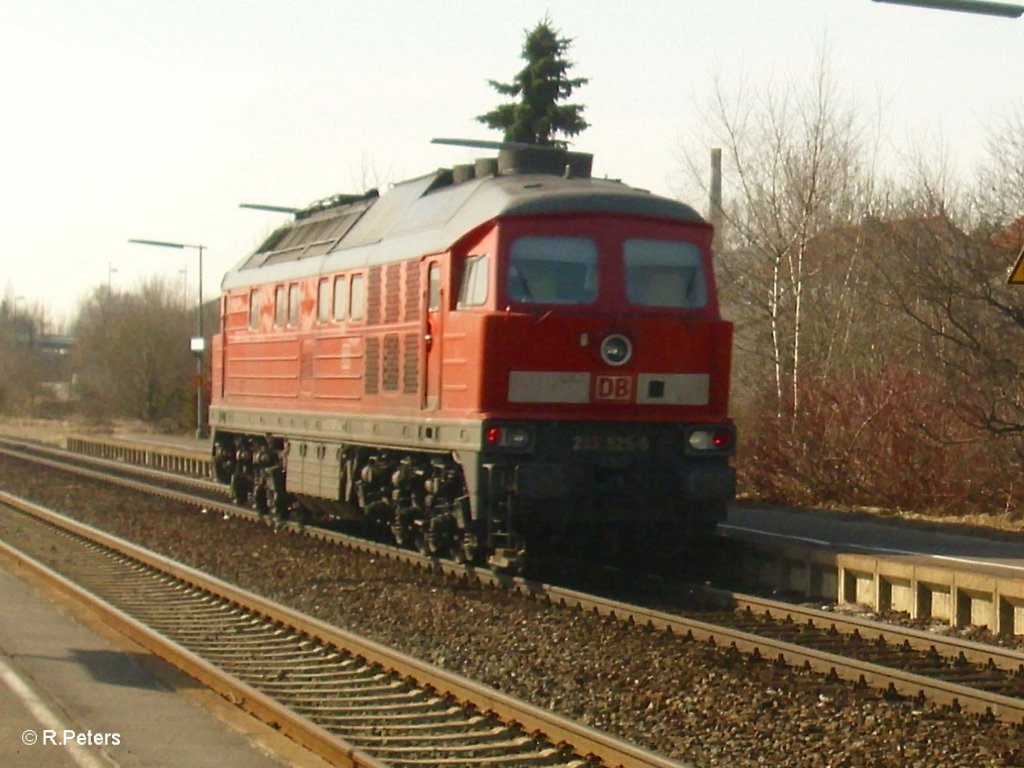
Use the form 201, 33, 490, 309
439, 207, 735, 563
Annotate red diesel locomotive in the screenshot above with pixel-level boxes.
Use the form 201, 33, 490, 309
209, 143, 735, 569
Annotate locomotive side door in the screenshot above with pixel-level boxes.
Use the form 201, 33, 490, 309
422, 257, 445, 410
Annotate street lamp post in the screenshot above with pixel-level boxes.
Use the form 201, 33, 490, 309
872, 0, 1024, 17
128, 238, 208, 440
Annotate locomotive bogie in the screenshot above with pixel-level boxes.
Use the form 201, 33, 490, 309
211, 413, 735, 568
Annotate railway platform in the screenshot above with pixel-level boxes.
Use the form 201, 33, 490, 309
63, 432, 212, 478
0, 560, 328, 768
725, 503, 1024, 572
723, 504, 1024, 635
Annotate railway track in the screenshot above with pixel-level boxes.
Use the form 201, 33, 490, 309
0, 491, 681, 768
3, 435, 1024, 730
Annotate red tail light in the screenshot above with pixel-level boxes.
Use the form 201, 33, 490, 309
712, 430, 733, 450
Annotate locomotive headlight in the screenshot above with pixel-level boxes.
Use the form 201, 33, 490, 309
504, 427, 531, 448
687, 428, 735, 452
485, 424, 533, 450
600, 334, 633, 367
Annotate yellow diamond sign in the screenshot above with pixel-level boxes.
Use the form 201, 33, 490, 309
1009, 245, 1024, 284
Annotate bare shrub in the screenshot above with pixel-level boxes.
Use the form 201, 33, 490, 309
739, 365, 1014, 516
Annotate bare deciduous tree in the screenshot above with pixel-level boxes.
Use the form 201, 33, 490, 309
0, 295, 50, 414
675, 53, 1024, 516
72, 278, 195, 425
976, 100, 1024, 234
679, 52, 886, 421
875, 190, 1024, 449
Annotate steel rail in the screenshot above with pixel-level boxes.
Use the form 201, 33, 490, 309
25, 432, 1024, 671
5, 436, 1024, 722
0, 489, 688, 768
8, 438, 1024, 659
0, 521, 387, 768
712, 588, 1024, 673
527, 582, 1024, 722
0, 437, 220, 494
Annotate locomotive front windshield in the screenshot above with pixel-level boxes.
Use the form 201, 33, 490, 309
507, 236, 598, 304
504, 235, 707, 309
624, 239, 707, 309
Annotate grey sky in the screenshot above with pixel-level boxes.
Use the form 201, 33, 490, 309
2, 0, 1020, 324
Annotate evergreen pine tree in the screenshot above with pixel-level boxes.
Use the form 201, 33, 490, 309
477, 19, 588, 146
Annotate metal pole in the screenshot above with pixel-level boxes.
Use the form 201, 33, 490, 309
127, 238, 209, 440
709, 148, 723, 247
196, 246, 206, 440
871, 0, 1024, 17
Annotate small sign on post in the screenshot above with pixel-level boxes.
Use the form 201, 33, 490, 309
1007, 245, 1024, 285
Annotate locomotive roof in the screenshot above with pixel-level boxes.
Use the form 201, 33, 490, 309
222, 155, 707, 291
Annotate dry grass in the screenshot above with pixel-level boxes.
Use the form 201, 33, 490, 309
0, 416, 167, 447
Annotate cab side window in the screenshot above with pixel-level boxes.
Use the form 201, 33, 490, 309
428, 263, 441, 311
457, 255, 489, 308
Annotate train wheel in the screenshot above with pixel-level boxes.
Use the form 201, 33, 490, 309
452, 532, 482, 566
229, 473, 250, 505
266, 484, 289, 525
413, 528, 431, 557
251, 483, 269, 516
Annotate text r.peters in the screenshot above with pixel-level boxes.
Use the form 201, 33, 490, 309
44, 729, 121, 746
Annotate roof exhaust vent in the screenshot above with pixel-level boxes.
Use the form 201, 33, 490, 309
474, 157, 498, 178
452, 164, 475, 184
566, 152, 592, 179
497, 147, 593, 178
431, 138, 592, 179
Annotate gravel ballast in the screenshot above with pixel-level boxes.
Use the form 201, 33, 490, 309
1, 455, 1022, 767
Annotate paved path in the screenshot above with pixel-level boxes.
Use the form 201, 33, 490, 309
0, 563, 328, 768
725, 504, 1024, 576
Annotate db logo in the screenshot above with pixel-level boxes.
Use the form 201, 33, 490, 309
595, 375, 633, 401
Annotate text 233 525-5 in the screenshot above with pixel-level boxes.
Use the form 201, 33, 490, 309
571, 435, 651, 452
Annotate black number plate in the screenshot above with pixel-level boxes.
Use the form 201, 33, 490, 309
571, 435, 651, 452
